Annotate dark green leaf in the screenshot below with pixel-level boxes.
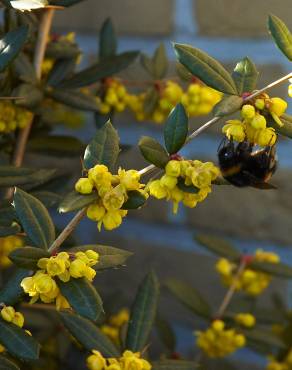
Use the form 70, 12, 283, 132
177, 178, 199, 194
0, 26, 28, 72
174, 43, 237, 95
59, 191, 98, 213
60, 51, 139, 89
269, 113, 292, 139
126, 271, 159, 352
155, 316, 176, 353
0, 269, 29, 305
0, 319, 40, 360
9, 247, 50, 269
28, 135, 85, 156
213, 95, 243, 117
138, 136, 169, 168
176, 63, 192, 82
122, 191, 147, 210
13, 83, 43, 109
71, 245, 133, 270
195, 234, 241, 260
250, 261, 292, 279
152, 361, 197, 370
0, 167, 56, 187
47, 58, 76, 87
0, 355, 20, 370
13, 52, 37, 84
243, 328, 285, 349
153, 43, 168, 79
165, 278, 211, 319
164, 103, 188, 154
84, 120, 119, 171
32, 191, 62, 209
46, 40, 80, 60
48, 88, 100, 112
140, 54, 154, 76
60, 311, 120, 357
232, 57, 259, 94
268, 14, 292, 61
58, 278, 103, 321
99, 18, 117, 59
0, 223, 20, 237
143, 87, 159, 116
13, 188, 55, 250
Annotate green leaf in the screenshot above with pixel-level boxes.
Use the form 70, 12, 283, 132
84, 120, 119, 171
174, 43, 237, 95
60, 51, 139, 89
126, 271, 159, 352
60, 311, 120, 357
71, 245, 133, 270
268, 14, 292, 61
58, 278, 103, 321
177, 178, 199, 194
122, 191, 147, 210
232, 57, 259, 94
153, 43, 168, 79
269, 113, 292, 139
13, 188, 55, 250
155, 316, 176, 353
0, 26, 28, 72
13, 83, 43, 109
195, 234, 241, 260
213, 95, 243, 117
164, 103, 188, 154
0, 319, 40, 360
0, 167, 56, 187
138, 136, 169, 168
0, 355, 20, 370
250, 261, 292, 279
0, 223, 21, 237
143, 87, 159, 116
47, 58, 76, 87
165, 278, 211, 319
152, 361, 197, 370
13, 52, 37, 84
31, 191, 62, 209
99, 18, 117, 59
28, 135, 85, 157
243, 328, 285, 349
45, 40, 80, 60
0, 269, 29, 305
48, 88, 100, 112
140, 54, 154, 76
9, 247, 50, 269
59, 191, 98, 213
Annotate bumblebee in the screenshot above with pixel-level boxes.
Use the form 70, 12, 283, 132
218, 139, 277, 189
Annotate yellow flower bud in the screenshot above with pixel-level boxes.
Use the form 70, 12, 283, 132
87, 350, 106, 370
222, 121, 245, 142
75, 178, 94, 194
160, 174, 177, 190
12, 312, 24, 328
269, 97, 287, 116
241, 104, 255, 120
69, 259, 87, 278
102, 210, 123, 231
1, 306, 15, 322
85, 250, 99, 266
148, 180, 167, 199
250, 114, 266, 129
165, 160, 181, 177
255, 98, 265, 110
235, 313, 256, 328
234, 334, 246, 347
212, 320, 225, 331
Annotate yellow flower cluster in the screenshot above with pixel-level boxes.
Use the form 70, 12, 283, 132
222, 96, 288, 146
128, 81, 221, 124
87, 350, 151, 370
235, 313, 256, 328
267, 349, 292, 370
20, 250, 99, 308
75, 165, 145, 231
0, 101, 33, 133
99, 79, 221, 124
0, 306, 30, 353
0, 235, 23, 268
148, 159, 219, 213
216, 249, 280, 296
101, 308, 130, 344
196, 320, 245, 358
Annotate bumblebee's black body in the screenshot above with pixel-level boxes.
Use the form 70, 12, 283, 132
218, 139, 277, 189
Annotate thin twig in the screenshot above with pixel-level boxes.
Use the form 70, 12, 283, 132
215, 259, 247, 318
48, 208, 87, 254
5, 9, 55, 199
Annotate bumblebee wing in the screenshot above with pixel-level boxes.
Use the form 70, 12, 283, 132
241, 171, 277, 190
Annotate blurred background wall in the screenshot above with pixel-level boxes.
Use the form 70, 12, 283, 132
38, 1, 292, 367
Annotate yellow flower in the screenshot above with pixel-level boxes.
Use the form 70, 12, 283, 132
69, 259, 87, 278
222, 120, 245, 142
269, 97, 287, 117
12, 312, 25, 328
117, 169, 142, 191
165, 160, 181, 177
100, 324, 120, 343
254, 127, 277, 147
160, 174, 177, 190
216, 258, 233, 276
250, 114, 266, 130
109, 308, 130, 327
87, 203, 106, 221
241, 104, 255, 120
103, 185, 125, 211
75, 178, 94, 194
87, 350, 106, 370
85, 250, 99, 266
0, 235, 23, 268
235, 313, 256, 328
148, 180, 168, 199
255, 99, 265, 110
101, 210, 124, 231
120, 350, 151, 370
